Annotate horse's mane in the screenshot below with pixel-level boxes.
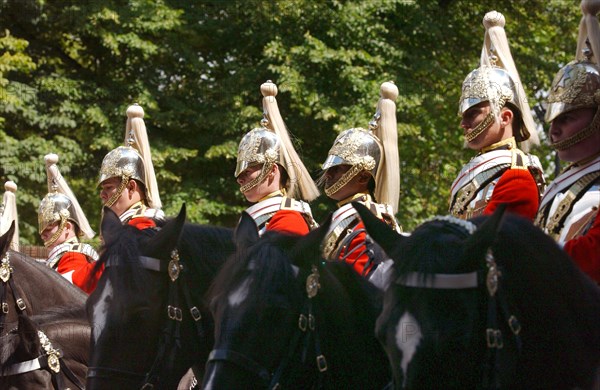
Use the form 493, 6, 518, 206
97, 220, 234, 311
209, 231, 302, 312
394, 218, 474, 276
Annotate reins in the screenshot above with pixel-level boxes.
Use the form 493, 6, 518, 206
207, 264, 329, 389
87, 249, 206, 389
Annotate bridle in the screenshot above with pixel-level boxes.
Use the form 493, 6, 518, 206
0, 251, 28, 334
87, 249, 207, 389
207, 265, 329, 389
0, 326, 85, 390
0, 250, 85, 390
394, 216, 522, 390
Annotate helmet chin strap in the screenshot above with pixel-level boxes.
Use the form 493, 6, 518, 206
551, 108, 600, 151
464, 112, 495, 143
44, 217, 67, 248
239, 161, 274, 194
324, 164, 365, 197
103, 175, 129, 208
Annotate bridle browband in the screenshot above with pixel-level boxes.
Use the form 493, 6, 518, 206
87, 249, 206, 389
0, 328, 85, 390
207, 265, 328, 389
394, 215, 522, 389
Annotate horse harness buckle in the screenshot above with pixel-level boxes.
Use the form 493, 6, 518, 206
190, 306, 202, 321
2, 302, 7, 314
167, 305, 182, 321
16, 298, 26, 311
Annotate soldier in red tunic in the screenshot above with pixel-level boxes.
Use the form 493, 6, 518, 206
38, 153, 101, 294
234, 81, 319, 235
98, 104, 164, 230
536, 1, 600, 284
449, 11, 545, 221
320, 81, 401, 279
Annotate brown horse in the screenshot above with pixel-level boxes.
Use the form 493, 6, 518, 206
0, 306, 89, 389
0, 222, 87, 335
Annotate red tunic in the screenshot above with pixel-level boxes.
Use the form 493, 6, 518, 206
56, 252, 104, 294
483, 168, 540, 220
127, 216, 157, 230
564, 210, 600, 283
266, 209, 311, 235
336, 221, 372, 276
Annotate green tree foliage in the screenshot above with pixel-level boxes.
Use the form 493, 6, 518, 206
0, 0, 581, 244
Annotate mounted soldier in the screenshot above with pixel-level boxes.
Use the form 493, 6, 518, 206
98, 104, 164, 230
234, 80, 319, 235
536, 0, 600, 283
449, 11, 545, 220
320, 81, 401, 278
38, 153, 101, 294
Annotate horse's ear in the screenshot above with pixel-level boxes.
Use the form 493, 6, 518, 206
151, 203, 186, 254
465, 203, 507, 261
291, 214, 332, 268
235, 212, 259, 250
352, 201, 404, 260
100, 207, 123, 247
17, 314, 41, 356
0, 221, 15, 255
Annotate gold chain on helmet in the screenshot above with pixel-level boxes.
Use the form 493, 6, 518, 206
324, 158, 375, 197
465, 112, 495, 142
239, 160, 275, 194
551, 109, 600, 151
103, 174, 129, 208
43, 210, 69, 248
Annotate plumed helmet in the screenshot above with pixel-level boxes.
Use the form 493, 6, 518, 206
39, 154, 94, 246
545, 59, 600, 123
234, 81, 320, 201
98, 104, 161, 209
546, 0, 600, 123
38, 192, 76, 235
458, 11, 538, 147
322, 81, 400, 213
235, 128, 282, 178
322, 128, 382, 179
98, 146, 146, 186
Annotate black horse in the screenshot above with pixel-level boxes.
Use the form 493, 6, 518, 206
202, 212, 390, 389
0, 222, 87, 335
0, 306, 89, 390
85, 205, 234, 389
354, 202, 600, 389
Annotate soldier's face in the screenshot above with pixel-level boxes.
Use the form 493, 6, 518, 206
460, 102, 511, 150
550, 107, 600, 162
237, 164, 281, 203
100, 177, 137, 217
324, 165, 370, 201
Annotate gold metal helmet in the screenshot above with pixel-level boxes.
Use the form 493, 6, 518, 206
545, 0, 600, 150
98, 104, 162, 209
322, 128, 382, 196
459, 11, 538, 147
322, 81, 400, 213
234, 81, 320, 201
39, 154, 94, 247
235, 127, 283, 193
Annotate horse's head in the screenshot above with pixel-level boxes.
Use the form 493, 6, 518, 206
86, 205, 186, 389
355, 202, 511, 389
357, 201, 600, 389
203, 212, 328, 389
204, 212, 390, 389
